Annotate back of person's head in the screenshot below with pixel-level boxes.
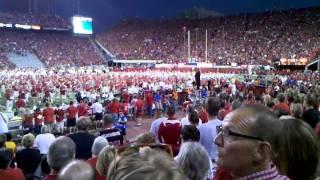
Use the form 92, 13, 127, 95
166, 105, 176, 117
182, 125, 200, 142
57, 160, 95, 180
0, 148, 13, 169
274, 109, 289, 118
205, 97, 220, 117
304, 93, 316, 108
255, 94, 263, 103
290, 103, 303, 118
136, 132, 156, 144
231, 100, 242, 110
175, 142, 210, 180
277, 93, 286, 103
188, 110, 199, 126
274, 118, 320, 180
22, 133, 35, 148
96, 145, 116, 177
41, 125, 50, 134
103, 114, 113, 127
5, 133, 12, 141
0, 134, 6, 148
46, 102, 50, 107
47, 136, 76, 172
107, 148, 184, 180
76, 117, 92, 131
69, 101, 74, 106
91, 136, 108, 156
13, 111, 18, 116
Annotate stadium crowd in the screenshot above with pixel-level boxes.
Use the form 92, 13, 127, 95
0, 65, 319, 179
98, 7, 320, 65
0, 12, 71, 29
0, 29, 104, 67
0, 6, 320, 180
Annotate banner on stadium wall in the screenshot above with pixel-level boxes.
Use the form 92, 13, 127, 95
0, 23, 13, 28
280, 58, 308, 66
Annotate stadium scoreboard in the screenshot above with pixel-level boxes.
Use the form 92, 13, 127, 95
72, 16, 93, 35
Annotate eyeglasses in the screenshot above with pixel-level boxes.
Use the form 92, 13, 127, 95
216, 125, 264, 141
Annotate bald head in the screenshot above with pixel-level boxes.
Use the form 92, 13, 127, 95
57, 160, 95, 180
47, 136, 76, 172
215, 104, 282, 177
229, 104, 281, 145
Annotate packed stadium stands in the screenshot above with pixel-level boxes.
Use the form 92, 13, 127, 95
98, 7, 320, 65
0, 30, 104, 67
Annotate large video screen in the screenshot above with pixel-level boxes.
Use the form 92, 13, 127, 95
72, 16, 93, 35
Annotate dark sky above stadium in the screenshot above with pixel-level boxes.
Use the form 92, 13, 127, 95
1, 0, 320, 32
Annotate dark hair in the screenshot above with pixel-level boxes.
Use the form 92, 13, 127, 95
182, 125, 200, 142
274, 118, 320, 180
46, 102, 50, 107
277, 93, 285, 103
205, 97, 220, 117
0, 134, 6, 148
255, 94, 262, 103
188, 110, 199, 126
103, 114, 113, 127
5, 133, 12, 141
0, 148, 13, 169
69, 101, 74, 106
166, 105, 176, 116
231, 100, 242, 110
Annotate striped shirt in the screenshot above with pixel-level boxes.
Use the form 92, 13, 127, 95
237, 166, 289, 180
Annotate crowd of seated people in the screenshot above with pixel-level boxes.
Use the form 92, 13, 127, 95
0, 53, 15, 69
98, 7, 320, 65
0, 12, 71, 29
0, 29, 104, 67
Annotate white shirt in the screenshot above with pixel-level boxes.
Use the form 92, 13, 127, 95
0, 112, 9, 134
92, 102, 103, 113
150, 117, 167, 143
34, 133, 56, 154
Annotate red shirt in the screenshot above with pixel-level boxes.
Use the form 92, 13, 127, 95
158, 119, 182, 156
16, 99, 26, 109
121, 103, 129, 114
67, 106, 78, 119
214, 167, 233, 180
87, 157, 106, 180
43, 174, 58, 180
23, 114, 33, 125
33, 111, 43, 125
272, 102, 290, 113
108, 102, 120, 113
54, 109, 65, 122
77, 104, 88, 117
43, 107, 55, 124
135, 99, 144, 111
146, 93, 153, 106
198, 111, 208, 123
122, 93, 130, 103
0, 168, 24, 180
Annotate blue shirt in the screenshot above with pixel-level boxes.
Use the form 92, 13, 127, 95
198, 118, 222, 160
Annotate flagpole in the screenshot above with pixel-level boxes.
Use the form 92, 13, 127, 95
205, 29, 208, 63
188, 30, 190, 62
